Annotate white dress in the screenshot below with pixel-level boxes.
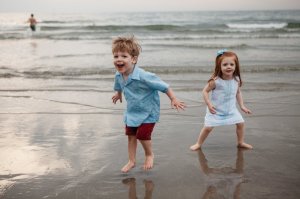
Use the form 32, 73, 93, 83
204, 78, 244, 127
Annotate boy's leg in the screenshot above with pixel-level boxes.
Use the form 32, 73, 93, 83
122, 135, 137, 173
139, 140, 154, 170
136, 123, 155, 170
236, 123, 253, 149
190, 126, 213, 150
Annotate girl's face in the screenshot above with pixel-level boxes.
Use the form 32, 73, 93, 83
113, 51, 137, 76
220, 56, 236, 79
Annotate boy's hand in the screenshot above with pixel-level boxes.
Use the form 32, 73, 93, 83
171, 98, 186, 111
112, 92, 122, 104
241, 106, 252, 114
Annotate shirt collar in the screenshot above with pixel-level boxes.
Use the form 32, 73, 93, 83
131, 65, 140, 80
115, 65, 140, 81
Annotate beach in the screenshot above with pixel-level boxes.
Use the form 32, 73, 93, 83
1, 11, 300, 198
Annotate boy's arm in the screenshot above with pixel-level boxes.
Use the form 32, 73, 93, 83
203, 80, 216, 114
236, 87, 251, 114
112, 76, 122, 104
166, 88, 185, 111
112, 91, 122, 104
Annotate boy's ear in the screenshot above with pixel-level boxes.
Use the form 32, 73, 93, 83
132, 56, 138, 64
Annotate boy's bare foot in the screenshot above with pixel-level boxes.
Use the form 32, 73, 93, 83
121, 161, 135, 173
237, 142, 253, 149
190, 143, 201, 151
143, 154, 154, 170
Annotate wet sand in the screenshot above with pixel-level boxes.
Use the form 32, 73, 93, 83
1, 73, 300, 199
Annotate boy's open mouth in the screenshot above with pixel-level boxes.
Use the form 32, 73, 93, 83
116, 63, 125, 68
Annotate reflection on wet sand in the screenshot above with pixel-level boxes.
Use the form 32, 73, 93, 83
198, 149, 246, 199
122, 178, 154, 199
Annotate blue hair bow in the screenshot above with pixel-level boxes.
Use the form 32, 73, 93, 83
217, 49, 227, 56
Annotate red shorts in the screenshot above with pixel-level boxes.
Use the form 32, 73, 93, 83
125, 123, 155, 140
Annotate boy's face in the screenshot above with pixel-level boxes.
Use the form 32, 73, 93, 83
113, 51, 137, 75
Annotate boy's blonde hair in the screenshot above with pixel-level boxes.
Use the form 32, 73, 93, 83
112, 36, 142, 58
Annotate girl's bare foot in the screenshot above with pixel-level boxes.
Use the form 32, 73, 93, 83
237, 142, 253, 149
143, 154, 154, 170
121, 161, 135, 173
190, 143, 201, 151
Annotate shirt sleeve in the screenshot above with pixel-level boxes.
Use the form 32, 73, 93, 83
114, 75, 122, 91
142, 72, 169, 93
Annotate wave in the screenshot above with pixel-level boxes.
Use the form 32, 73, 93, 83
0, 67, 115, 79
226, 23, 287, 29
1, 65, 299, 79
287, 22, 300, 28
143, 65, 300, 74
147, 43, 250, 49
40, 24, 181, 31
1, 32, 300, 41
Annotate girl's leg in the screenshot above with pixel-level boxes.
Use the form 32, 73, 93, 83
139, 140, 154, 170
236, 123, 253, 149
121, 135, 137, 173
190, 126, 213, 150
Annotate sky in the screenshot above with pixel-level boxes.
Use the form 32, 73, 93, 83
0, 0, 300, 13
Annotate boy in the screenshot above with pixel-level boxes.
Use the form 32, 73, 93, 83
112, 36, 185, 172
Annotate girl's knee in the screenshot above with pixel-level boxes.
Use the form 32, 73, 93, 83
203, 126, 213, 132
236, 123, 244, 128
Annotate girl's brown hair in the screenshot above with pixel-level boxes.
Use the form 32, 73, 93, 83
209, 51, 243, 86
112, 35, 142, 58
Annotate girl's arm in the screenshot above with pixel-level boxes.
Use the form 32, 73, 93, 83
203, 80, 216, 114
166, 88, 185, 111
236, 87, 251, 114
112, 91, 122, 104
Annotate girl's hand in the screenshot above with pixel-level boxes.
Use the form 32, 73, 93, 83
208, 103, 216, 114
112, 92, 122, 104
171, 98, 186, 111
241, 106, 251, 114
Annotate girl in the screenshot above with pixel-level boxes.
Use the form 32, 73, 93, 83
190, 49, 252, 150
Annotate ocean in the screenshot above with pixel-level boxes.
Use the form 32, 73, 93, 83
1, 10, 300, 199
1, 10, 299, 96
1, 10, 300, 74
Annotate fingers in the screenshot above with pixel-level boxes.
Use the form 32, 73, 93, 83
112, 96, 120, 104
246, 109, 252, 114
242, 108, 252, 114
172, 101, 186, 111
209, 107, 216, 114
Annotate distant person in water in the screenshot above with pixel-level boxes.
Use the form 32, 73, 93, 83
27, 14, 37, 31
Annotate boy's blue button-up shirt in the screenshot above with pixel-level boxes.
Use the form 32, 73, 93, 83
114, 66, 169, 127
